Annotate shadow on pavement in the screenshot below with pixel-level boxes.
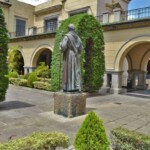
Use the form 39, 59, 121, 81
0, 101, 35, 111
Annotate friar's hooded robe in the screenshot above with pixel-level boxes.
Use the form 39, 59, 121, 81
60, 30, 83, 92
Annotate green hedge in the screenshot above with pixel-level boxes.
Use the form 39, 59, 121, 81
27, 72, 38, 87
0, 132, 69, 150
0, 7, 9, 101
9, 78, 28, 87
6, 71, 18, 78
51, 14, 105, 92
111, 127, 150, 150
9, 78, 51, 91
37, 77, 51, 83
33, 81, 51, 91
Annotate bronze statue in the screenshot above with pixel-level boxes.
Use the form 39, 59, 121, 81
60, 24, 83, 92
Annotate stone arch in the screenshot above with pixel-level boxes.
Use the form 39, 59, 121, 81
30, 44, 53, 67
8, 47, 26, 65
114, 35, 150, 71
140, 49, 150, 71
126, 54, 132, 70
8, 46, 25, 74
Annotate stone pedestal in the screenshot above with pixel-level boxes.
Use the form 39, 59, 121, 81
54, 92, 86, 118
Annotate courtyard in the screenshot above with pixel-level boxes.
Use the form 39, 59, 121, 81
0, 85, 150, 144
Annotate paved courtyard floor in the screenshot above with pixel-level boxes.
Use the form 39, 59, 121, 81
1, 85, 150, 144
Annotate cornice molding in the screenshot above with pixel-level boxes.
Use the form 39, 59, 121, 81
9, 33, 56, 43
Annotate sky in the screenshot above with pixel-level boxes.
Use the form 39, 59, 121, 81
18, 0, 49, 5
128, 0, 150, 10
18, 0, 150, 9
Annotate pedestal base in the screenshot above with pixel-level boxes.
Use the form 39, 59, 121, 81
54, 92, 86, 118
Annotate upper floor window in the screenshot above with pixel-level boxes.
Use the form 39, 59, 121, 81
16, 19, 26, 37
44, 18, 58, 33
69, 8, 88, 16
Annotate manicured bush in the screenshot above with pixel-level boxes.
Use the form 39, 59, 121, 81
38, 77, 51, 83
27, 72, 38, 87
51, 14, 105, 92
0, 132, 69, 150
8, 45, 24, 74
9, 78, 28, 87
33, 81, 51, 91
74, 111, 110, 150
111, 127, 150, 150
23, 73, 30, 79
6, 71, 18, 78
18, 75, 24, 79
35, 62, 50, 78
0, 7, 9, 101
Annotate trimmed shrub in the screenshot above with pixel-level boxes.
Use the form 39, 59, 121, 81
74, 111, 110, 150
24, 73, 30, 79
33, 81, 51, 91
9, 78, 28, 87
111, 127, 150, 150
8, 45, 24, 74
6, 71, 18, 78
51, 14, 105, 92
35, 62, 50, 78
27, 72, 38, 87
18, 75, 24, 79
38, 77, 51, 83
0, 7, 9, 101
0, 132, 69, 150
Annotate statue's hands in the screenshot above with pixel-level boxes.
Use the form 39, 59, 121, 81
59, 42, 62, 50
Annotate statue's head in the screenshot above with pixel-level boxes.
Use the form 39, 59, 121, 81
68, 24, 76, 31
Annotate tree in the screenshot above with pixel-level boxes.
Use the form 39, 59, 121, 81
8, 45, 24, 74
51, 14, 105, 92
74, 112, 110, 150
0, 7, 9, 101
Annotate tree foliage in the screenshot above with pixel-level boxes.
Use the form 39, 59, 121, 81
34, 62, 50, 78
74, 111, 110, 150
0, 7, 9, 101
8, 45, 24, 74
51, 14, 105, 92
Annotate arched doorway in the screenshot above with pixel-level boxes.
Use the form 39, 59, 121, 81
122, 57, 129, 88
146, 60, 150, 89
147, 60, 150, 79
113, 38, 150, 93
8, 47, 25, 75
36, 49, 52, 67
31, 47, 52, 71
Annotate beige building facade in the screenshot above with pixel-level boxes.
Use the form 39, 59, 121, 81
1, 0, 150, 94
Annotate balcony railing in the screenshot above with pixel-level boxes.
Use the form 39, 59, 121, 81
121, 6, 150, 22
9, 26, 57, 38
96, 6, 150, 24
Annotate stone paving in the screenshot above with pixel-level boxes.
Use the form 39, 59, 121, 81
1, 85, 150, 145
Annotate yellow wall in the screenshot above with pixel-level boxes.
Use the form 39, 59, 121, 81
9, 38, 55, 67
34, 0, 98, 28
104, 27, 150, 71
1, 0, 35, 33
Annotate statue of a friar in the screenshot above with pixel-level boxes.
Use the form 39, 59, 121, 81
60, 24, 83, 92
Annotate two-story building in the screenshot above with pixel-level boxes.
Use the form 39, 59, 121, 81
2, 0, 150, 94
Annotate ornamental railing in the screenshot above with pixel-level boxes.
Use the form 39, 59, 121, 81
121, 6, 150, 21
9, 26, 57, 38
96, 6, 150, 24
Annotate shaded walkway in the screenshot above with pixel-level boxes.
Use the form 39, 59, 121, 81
126, 89, 150, 99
